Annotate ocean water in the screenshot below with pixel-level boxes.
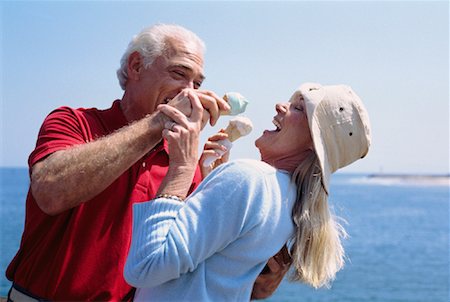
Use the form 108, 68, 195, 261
1, 168, 449, 301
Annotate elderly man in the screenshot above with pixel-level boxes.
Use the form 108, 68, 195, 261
6, 24, 288, 301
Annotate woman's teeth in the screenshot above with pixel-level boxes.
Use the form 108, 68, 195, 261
272, 119, 281, 131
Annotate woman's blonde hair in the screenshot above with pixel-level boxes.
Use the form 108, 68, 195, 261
289, 151, 347, 288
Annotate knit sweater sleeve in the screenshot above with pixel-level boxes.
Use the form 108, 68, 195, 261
124, 160, 271, 288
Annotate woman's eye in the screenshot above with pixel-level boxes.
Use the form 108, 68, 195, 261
291, 104, 303, 111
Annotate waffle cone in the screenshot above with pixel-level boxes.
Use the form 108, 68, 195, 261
224, 124, 242, 142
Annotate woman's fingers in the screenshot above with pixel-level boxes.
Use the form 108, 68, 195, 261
160, 89, 205, 128
203, 135, 229, 151
186, 90, 204, 125
166, 90, 192, 117
207, 131, 229, 141
158, 104, 188, 127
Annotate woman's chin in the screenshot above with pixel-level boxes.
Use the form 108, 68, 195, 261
254, 135, 264, 150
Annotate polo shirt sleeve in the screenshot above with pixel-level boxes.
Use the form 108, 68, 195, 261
29, 106, 91, 167
124, 161, 270, 288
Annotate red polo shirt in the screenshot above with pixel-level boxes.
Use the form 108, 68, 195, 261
6, 100, 202, 301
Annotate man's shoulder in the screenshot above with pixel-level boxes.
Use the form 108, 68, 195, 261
45, 103, 103, 120
48, 100, 118, 116
46, 100, 126, 131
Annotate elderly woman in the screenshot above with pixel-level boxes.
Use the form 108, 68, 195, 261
124, 83, 371, 301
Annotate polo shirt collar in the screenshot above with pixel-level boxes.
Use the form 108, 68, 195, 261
103, 100, 129, 131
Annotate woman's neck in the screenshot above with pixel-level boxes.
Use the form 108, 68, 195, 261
262, 149, 314, 173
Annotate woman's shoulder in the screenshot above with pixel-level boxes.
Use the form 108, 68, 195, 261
220, 159, 276, 176
205, 159, 291, 188
218, 159, 292, 185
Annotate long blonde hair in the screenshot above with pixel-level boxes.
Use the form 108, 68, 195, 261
289, 151, 347, 288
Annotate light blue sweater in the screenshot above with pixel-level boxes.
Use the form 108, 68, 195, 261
124, 159, 296, 301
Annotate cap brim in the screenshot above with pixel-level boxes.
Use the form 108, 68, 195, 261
298, 83, 331, 194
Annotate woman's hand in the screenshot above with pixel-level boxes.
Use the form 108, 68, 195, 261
199, 130, 231, 178
156, 89, 204, 198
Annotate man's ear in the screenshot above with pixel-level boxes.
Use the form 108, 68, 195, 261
127, 51, 142, 81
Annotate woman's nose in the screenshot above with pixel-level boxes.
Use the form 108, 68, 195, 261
275, 102, 288, 113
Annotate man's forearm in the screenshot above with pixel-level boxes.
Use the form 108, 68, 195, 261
31, 111, 169, 215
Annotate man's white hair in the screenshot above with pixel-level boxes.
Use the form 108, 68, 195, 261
116, 24, 206, 90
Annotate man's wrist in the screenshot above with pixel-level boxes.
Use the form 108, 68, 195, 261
151, 110, 171, 131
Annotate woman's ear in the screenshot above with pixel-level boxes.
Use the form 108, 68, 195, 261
127, 51, 142, 81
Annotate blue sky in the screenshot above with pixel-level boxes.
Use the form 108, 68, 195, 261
1, 1, 449, 174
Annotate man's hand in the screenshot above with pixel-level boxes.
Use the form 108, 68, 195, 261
251, 245, 292, 300
196, 90, 230, 126
167, 89, 230, 130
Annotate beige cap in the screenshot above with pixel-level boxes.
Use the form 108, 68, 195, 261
298, 83, 371, 194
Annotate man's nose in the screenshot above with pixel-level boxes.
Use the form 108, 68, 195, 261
184, 80, 195, 89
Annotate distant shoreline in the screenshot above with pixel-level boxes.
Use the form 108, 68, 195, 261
366, 174, 450, 186
368, 173, 450, 178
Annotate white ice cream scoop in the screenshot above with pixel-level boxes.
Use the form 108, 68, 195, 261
202, 116, 253, 167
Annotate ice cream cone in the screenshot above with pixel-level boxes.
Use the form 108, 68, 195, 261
223, 116, 253, 142
201, 117, 253, 168
221, 92, 249, 116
